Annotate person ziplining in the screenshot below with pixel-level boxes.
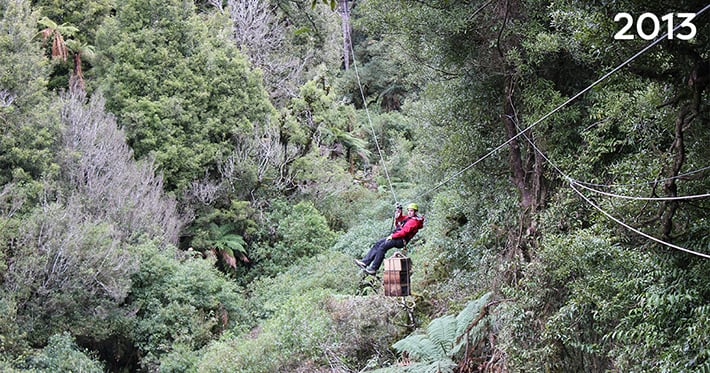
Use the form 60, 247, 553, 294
354, 203, 424, 275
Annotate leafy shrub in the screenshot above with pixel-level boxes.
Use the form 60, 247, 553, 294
4, 202, 136, 344
324, 294, 411, 371
247, 251, 358, 320
332, 216, 393, 258
127, 242, 250, 371
197, 289, 333, 372
197, 331, 280, 373
609, 258, 710, 372
252, 200, 336, 276
26, 332, 103, 372
0, 295, 29, 360
199, 251, 408, 372
499, 228, 645, 372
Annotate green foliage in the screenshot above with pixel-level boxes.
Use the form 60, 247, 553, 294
387, 292, 492, 372
279, 201, 337, 254
311, 0, 337, 11
281, 79, 371, 187
608, 258, 710, 372
126, 242, 249, 371
25, 332, 104, 373
499, 229, 647, 371
33, 0, 112, 43
200, 252, 407, 372
0, 295, 30, 361
333, 215, 392, 258
93, 0, 276, 194
251, 200, 336, 276
4, 202, 136, 344
0, 0, 57, 186
0, 0, 708, 371
194, 222, 248, 268
156, 343, 200, 373
247, 251, 358, 318
197, 331, 281, 373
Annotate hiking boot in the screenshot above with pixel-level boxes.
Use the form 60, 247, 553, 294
353, 259, 367, 269
363, 267, 376, 275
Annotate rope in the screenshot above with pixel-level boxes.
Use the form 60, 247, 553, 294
345, 15, 399, 205
344, 2, 710, 258
508, 110, 710, 204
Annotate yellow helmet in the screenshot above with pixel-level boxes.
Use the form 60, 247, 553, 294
407, 203, 419, 211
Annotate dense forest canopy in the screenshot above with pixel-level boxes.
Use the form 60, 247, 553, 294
1, 0, 708, 371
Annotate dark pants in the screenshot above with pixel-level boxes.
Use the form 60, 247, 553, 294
361, 237, 405, 271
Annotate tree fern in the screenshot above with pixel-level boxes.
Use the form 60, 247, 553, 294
425, 315, 457, 358
452, 291, 493, 355
206, 223, 248, 268
391, 292, 493, 368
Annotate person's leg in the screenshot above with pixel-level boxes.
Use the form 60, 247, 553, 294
367, 238, 405, 271
361, 238, 386, 266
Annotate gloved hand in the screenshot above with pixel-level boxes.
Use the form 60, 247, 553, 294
394, 203, 402, 218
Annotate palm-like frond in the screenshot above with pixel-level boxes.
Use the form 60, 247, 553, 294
37, 17, 79, 61
392, 292, 494, 366
208, 223, 248, 268
426, 315, 457, 358
65, 40, 95, 92
393, 334, 441, 362
452, 292, 493, 355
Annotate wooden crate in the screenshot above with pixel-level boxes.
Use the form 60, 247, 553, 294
383, 253, 411, 296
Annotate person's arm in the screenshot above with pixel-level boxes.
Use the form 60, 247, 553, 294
391, 218, 420, 240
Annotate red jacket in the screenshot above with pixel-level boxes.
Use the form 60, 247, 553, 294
391, 215, 424, 242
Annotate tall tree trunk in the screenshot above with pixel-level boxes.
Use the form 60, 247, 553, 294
340, 0, 351, 70
495, 0, 545, 262
502, 74, 547, 262
659, 60, 706, 241
660, 108, 687, 240
69, 52, 85, 93
502, 76, 531, 262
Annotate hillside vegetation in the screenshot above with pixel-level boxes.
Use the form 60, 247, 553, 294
1, 0, 708, 371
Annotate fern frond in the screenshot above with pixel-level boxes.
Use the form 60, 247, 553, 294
426, 315, 457, 357
455, 292, 492, 336
392, 292, 496, 369
451, 292, 493, 355
421, 358, 457, 373
393, 334, 442, 362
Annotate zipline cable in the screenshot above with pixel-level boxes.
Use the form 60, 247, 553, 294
507, 110, 710, 203
417, 3, 710, 201
508, 100, 710, 260
440, 4, 710, 259
345, 1, 709, 260
573, 165, 710, 188
572, 182, 710, 201
570, 183, 710, 260
345, 13, 399, 205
